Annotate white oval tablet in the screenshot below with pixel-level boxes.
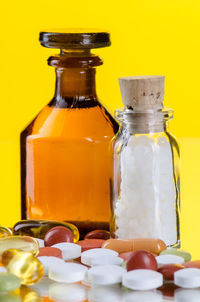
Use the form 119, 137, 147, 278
36, 238, 45, 248
122, 269, 163, 290
174, 268, 200, 288
38, 256, 64, 276
52, 242, 81, 260
90, 255, 123, 266
49, 283, 88, 301
175, 288, 200, 302
49, 262, 88, 283
81, 248, 118, 266
87, 265, 125, 285
156, 255, 184, 268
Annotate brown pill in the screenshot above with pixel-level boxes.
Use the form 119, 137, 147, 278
102, 238, 167, 255
44, 226, 73, 247
38, 247, 62, 259
158, 264, 184, 280
185, 260, 200, 268
126, 250, 157, 272
77, 239, 105, 252
84, 230, 110, 240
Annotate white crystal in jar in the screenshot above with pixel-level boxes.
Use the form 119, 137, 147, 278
115, 135, 177, 246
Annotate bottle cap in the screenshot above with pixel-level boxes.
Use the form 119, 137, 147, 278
39, 29, 111, 49
118, 76, 165, 111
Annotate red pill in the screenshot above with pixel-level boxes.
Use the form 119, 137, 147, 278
185, 260, 200, 268
44, 226, 73, 246
77, 239, 105, 252
158, 264, 184, 280
38, 247, 62, 259
119, 251, 135, 262
126, 250, 157, 272
84, 230, 110, 240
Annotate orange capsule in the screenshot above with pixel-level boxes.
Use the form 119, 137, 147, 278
102, 238, 166, 255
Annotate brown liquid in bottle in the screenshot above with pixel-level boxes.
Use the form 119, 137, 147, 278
21, 32, 118, 237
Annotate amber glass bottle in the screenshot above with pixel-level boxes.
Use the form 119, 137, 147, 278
21, 30, 119, 236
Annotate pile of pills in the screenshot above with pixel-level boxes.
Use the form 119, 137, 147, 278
0, 219, 199, 301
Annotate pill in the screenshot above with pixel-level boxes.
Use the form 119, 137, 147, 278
0, 266, 7, 272
38, 247, 62, 259
13, 219, 79, 243
81, 248, 118, 266
20, 285, 41, 301
160, 248, 191, 262
122, 269, 163, 290
0, 226, 13, 238
0, 293, 21, 302
174, 268, 200, 288
88, 265, 126, 285
0, 236, 39, 256
49, 262, 88, 283
88, 285, 123, 302
84, 230, 111, 240
158, 264, 184, 280
36, 238, 44, 248
44, 226, 73, 246
52, 242, 81, 260
185, 260, 200, 268
49, 283, 88, 301
2, 249, 44, 285
0, 272, 21, 292
90, 255, 123, 266
175, 288, 200, 302
37, 256, 65, 275
77, 239, 105, 252
156, 255, 185, 268
126, 250, 157, 272
123, 290, 163, 302
31, 277, 55, 297
102, 238, 166, 255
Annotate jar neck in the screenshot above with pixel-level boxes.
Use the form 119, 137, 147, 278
116, 109, 173, 134
55, 67, 97, 98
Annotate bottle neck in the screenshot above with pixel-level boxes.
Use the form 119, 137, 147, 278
116, 108, 173, 134
55, 67, 97, 99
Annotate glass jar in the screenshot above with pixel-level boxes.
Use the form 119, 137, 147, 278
111, 80, 180, 247
20, 30, 119, 237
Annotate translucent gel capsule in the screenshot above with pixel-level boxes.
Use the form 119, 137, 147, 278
2, 249, 44, 285
20, 285, 41, 302
0, 226, 13, 238
13, 220, 79, 243
0, 236, 39, 256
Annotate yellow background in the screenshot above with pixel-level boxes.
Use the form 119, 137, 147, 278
0, 0, 200, 256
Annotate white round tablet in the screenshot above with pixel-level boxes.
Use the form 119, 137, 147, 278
52, 242, 81, 260
88, 285, 122, 302
122, 269, 163, 291
156, 255, 184, 268
36, 238, 45, 248
49, 283, 88, 301
31, 277, 54, 297
175, 288, 200, 302
81, 248, 118, 266
90, 255, 123, 266
87, 265, 126, 285
0, 266, 6, 272
38, 256, 64, 276
49, 262, 88, 283
174, 268, 200, 288
123, 290, 162, 302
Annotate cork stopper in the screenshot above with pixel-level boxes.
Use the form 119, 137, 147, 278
118, 76, 165, 111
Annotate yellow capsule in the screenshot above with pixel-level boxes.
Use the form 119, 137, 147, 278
0, 226, 13, 238
0, 236, 39, 256
20, 285, 41, 302
2, 249, 44, 285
